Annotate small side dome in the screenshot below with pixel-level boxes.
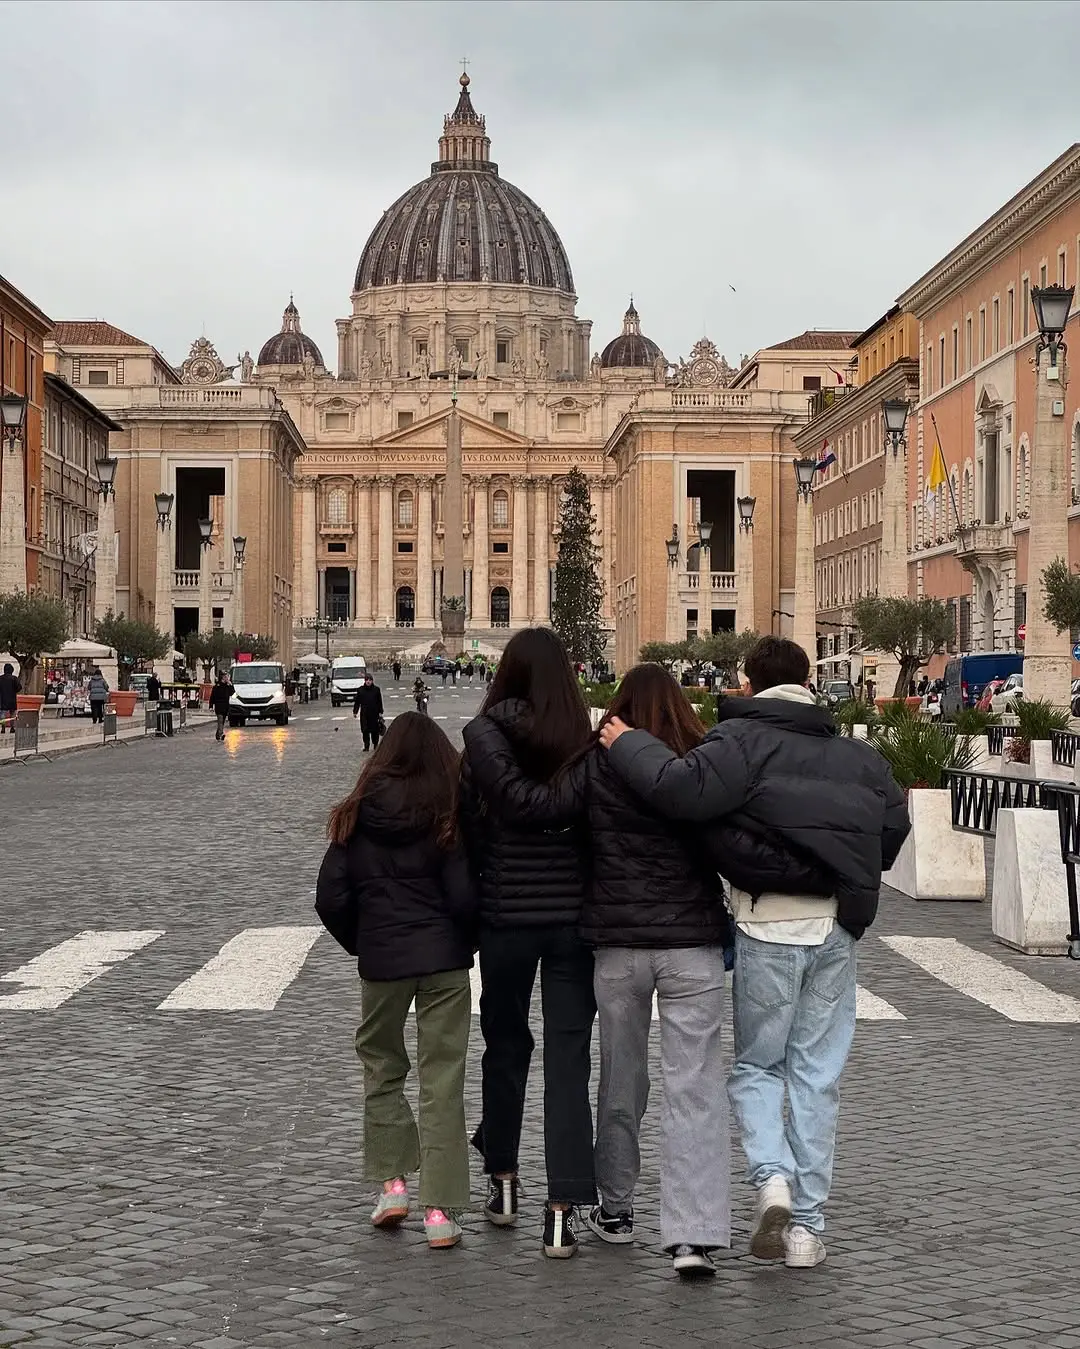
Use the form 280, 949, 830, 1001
257, 298, 325, 368
600, 298, 662, 368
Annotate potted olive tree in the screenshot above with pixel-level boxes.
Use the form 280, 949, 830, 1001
95, 611, 170, 715
851, 594, 955, 708
0, 591, 68, 705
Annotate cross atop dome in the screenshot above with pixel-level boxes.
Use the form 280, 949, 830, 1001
438, 69, 492, 170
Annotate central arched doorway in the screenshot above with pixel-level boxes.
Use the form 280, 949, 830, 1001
396, 586, 415, 627
490, 586, 510, 627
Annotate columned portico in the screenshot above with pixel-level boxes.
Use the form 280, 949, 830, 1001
511, 476, 529, 626
416, 475, 434, 626
376, 475, 394, 627
533, 479, 549, 622
356, 476, 373, 624
471, 475, 490, 623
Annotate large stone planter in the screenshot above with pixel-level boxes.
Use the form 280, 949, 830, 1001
883, 788, 985, 900
110, 690, 139, 718
16, 694, 44, 713
1031, 740, 1071, 783
992, 808, 1071, 954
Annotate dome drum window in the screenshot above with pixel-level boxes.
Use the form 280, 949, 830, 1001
321, 486, 353, 535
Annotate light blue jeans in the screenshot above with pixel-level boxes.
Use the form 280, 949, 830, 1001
727, 924, 857, 1234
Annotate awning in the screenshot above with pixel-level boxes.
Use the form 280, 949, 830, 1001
296, 652, 330, 666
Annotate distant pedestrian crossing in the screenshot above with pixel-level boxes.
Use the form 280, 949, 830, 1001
1, 927, 1078, 1023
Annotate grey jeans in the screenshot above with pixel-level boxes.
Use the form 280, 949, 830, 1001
593, 945, 730, 1250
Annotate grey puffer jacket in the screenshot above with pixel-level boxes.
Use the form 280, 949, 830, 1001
88, 674, 109, 701
606, 695, 910, 939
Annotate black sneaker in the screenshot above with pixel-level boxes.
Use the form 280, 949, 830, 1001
586, 1204, 634, 1244
484, 1175, 519, 1227
671, 1244, 716, 1279
543, 1205, 578, 1259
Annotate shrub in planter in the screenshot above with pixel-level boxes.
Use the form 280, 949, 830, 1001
950, 707, 999, 736
833, 700, 880, 738
874, 716, 977, 791
1005, 698, 1071, 765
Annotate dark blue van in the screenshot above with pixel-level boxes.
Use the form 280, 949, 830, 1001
940, 652, 1024, 714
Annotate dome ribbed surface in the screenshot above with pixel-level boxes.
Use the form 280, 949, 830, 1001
258, 301, 324, 368
600, 332, 661, 368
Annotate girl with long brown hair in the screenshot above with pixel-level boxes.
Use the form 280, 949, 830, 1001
316, 712, 476, 1251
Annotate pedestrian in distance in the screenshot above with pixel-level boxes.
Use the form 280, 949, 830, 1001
460, 627, 597, 1259
87, 667, 110, 724
208, 671, 234, 740
392, 660, 402, 683
315, 713, 476, 1250
0, 662, 21, 734
146, 671, 162, 703
353, 673, 385, 752
413, 677, 430, 715
440, 666, 449, 688
600, 635, 910, 1269
465, 660, 475, 686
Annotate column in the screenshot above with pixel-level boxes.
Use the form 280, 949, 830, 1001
665, 548, 681, 643
416, 475, 434, 626
198, 541, 213, 634
877, 408, 913, 696
792, 493, 817, 664
233, 560, 245, 634
511, 476, 529, 627
597, 481, 613, 622
93, 488, 116, 622
298, 481, 317, 620
154, 513, 174, 649
0, 435, 27, 594
1025, 346, 1072, 703
355, 476, 372, 624
533, 478, 549, 622
471, 475, 490, 625
377, 475, 394, 627
735, 520, 754, 633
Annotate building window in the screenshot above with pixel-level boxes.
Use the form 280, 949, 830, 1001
396, 541, 414, 553
926, 344, 933, 395
493, 541, 509, 554
455, 339, 470, 363
414, 339, 428, 360
397, 489, 414, 527
86, 369, 109, 386
1040, 262, 1048, 288
324, 411, 349, 431
802, 375, 821, 391
492, 490, 509, 527
492, 411, 510, 428
952, 327, 959, 381
979, 307, 986, 363
396, 586, 415, 626
1060, 249, 1068, 286
939, 336, 945, 387
1007, 288, 1015, 344
327, 541, 347, 554
992, 297, 1000, 353
556, 412, 580, 431
396, 411, 414, 430
496, 340, 510, 365
964, 316, 972, 370
326, 488, 349, 525
1022, 276, 1030, 335
490, 586, 510, 626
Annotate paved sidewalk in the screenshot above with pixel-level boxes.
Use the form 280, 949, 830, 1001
1, 686, 1079, 1347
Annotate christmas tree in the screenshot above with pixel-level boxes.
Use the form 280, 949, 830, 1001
552, 467, 605, 664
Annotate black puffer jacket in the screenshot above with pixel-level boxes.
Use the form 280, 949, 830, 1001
607, 692, 910, 939
460, 702, 587, 928
315, 779, 476, 980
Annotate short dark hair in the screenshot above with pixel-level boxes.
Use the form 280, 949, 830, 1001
743, 635, 810, 694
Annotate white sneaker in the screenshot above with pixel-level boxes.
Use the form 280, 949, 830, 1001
784, 1223, 826, 1268
749, 1175, 792, 1259
670, 1244, 716, 1279
371, 1180, 410, 1227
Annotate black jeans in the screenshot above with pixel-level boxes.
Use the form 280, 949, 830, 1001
360, 716, 381, 750
472, 923, 597, 1205
90, 700, 105, 724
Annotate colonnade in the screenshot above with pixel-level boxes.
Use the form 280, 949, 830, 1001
296, 473, 614, 631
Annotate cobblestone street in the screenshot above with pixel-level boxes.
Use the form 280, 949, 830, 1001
3, 680, 1080, 1348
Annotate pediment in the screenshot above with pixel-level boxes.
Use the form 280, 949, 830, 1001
379, 406, 531, 450
976, 383, 1002, 413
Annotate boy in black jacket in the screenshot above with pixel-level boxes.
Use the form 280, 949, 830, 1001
600, 636, 909, 1271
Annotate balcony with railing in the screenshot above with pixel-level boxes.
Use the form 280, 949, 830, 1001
955, 523, 1016, 572
806, 384, 856, 421
173, 569, 235, 592
679, 571, 737, 600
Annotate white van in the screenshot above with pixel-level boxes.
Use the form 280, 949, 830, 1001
330, 656, 368, 708
228, 661, 292, 726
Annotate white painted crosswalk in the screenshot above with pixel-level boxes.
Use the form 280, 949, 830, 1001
1, 927, 1077, 1023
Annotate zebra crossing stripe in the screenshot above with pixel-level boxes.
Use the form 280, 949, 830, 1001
882, 935, 1080, 1023
855, 984, 906, 1020
158, 926, 323, 1011
0, 929, 165, 1010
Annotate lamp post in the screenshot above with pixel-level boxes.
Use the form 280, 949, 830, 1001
665, 525, 681, 642
697, 519, 713, 634
875, 395, 913, 695
153, 492, 175, 654
735, 495, 756, 633
0, 392, 29, 593
232, 535, 247, 635
1025, 283, 1075, 703
197, 516, 214, 635
792, 457, 818, 662
92, 456, 118, 623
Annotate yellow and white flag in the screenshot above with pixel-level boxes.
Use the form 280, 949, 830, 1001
926, 441, 947, 501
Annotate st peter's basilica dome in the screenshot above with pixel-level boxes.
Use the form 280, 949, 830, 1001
258, 298, 325, 368
600, 300, 662, 368
353, 74, 575, 295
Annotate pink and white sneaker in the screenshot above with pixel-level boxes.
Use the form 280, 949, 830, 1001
371, 1178, 410, 1227
425, 1207, 463, 1249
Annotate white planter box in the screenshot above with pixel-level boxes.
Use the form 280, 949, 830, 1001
1031, 739, 1072, 782
853, 723, 869, 740
883, 788, 985, 901
992, 808, 1071, 955
1001, 741, 1034, 778
589, 706, 605, 731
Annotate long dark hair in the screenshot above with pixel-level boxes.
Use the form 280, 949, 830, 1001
327, 712, 459, 845
602, 663, 704, 756
482, 627, 591, 779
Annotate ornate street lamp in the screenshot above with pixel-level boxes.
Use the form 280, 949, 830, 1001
0, 392, 27, 450
94, 455, 118, 498
792, 457, 817, 500
737, 495, 756, 531
1031, 284, 1074, 365
232, 535, 247, 566
154, 492, 174, 527
881, 398, 910, 455
665, 525, 680, 564
698, 519, 713, 545
197, 516, 214, 548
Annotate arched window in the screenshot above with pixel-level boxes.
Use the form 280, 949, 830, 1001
326, 487, 348, 525
962, 467, 973, 524
395, 586, 415, 626
490, 586, 510, 626
686, 542, 701, 574
492, 490, 509, 528
1017, 440, 1030, 515
398, 489, 414, 528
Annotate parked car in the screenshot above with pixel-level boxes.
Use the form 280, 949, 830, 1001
941, 651, 1024, 714
976, 678, 1005, 713
228, 662, 292, 727
823, 679, 855, 707
422, 655, 456, 676
990, 671, 1024, 715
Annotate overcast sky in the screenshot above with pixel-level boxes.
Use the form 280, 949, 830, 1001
2, 0, 1077, 371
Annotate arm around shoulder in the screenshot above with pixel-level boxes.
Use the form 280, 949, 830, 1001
606, 727, 751, 821
461, 719, 585, 825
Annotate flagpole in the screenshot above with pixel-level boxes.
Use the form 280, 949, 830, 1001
930, 412, 964, 533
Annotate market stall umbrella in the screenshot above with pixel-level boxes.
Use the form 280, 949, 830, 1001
296, 652, 330, 666
47, 639, 116, 661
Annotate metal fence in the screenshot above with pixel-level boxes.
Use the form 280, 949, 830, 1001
944, 769, 1050, 836
1052, 785, 1080, 959
986, 725, 1010, 757
1051, 729, 1080, 767
12, 709, 45, 761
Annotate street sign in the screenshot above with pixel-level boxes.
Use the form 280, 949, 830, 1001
1072, 641, 1080, 661
1018, 623, 1026, 642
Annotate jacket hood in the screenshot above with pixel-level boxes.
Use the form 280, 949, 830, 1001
714, 694, 836, 738
357, 778, 435, 842
481, 698, 536, 744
